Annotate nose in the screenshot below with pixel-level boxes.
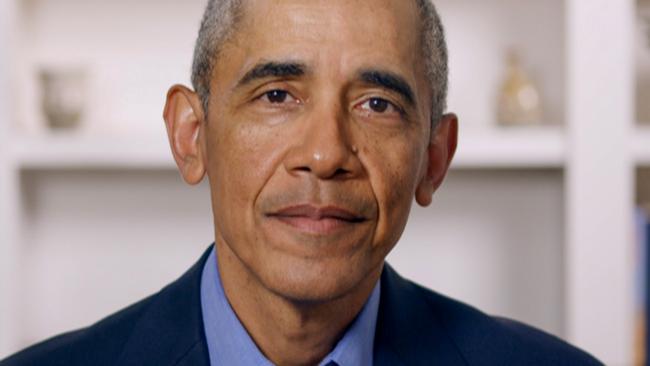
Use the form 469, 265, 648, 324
283, 103, 362, 180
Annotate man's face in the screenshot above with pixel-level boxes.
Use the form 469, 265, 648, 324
203, 0, 442, 301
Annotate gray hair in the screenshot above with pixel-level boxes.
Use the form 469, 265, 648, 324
191, 0, 448, 127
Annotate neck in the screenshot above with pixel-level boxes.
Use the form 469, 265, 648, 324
215, 241, 381, 366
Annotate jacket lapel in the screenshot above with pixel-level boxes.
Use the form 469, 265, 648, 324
116, 247, 212, 366
374, 263, 468, 366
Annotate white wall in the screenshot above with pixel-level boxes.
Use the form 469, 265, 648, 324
389, 169, 565, 335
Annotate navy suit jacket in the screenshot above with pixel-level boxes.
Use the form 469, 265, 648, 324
1, 246, 602, 365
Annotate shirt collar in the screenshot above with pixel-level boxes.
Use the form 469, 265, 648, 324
200, 246, 381, 366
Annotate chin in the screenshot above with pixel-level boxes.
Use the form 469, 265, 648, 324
259, 254, 372, 304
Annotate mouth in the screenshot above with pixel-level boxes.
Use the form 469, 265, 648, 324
266, 204, 367, 235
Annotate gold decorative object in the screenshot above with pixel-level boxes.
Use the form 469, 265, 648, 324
496, 49, 543, 126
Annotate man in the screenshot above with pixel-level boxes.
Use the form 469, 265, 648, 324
1, 0, 602, 365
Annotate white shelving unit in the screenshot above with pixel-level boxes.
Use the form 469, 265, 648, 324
0, 0, 642, 364
8, 134, 174, 170
454, 127, 565, 169
6, 127, 566, 170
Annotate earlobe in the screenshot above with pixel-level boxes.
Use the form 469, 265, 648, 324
415, 113, 458, 207
163, 84, 206, 185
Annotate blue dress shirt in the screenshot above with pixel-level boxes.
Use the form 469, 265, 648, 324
200, 247, 381, 366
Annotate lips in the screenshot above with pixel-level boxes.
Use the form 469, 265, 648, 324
266, 204, 366, 234
271, 204, 365, 221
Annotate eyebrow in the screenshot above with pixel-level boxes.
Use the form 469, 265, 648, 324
358, 69, 416, 107
237, 61, 307, 87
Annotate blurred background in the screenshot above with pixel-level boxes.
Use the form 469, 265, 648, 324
0, 0, 647, 364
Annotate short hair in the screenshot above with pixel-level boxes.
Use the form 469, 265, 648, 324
191, 0, 448, 127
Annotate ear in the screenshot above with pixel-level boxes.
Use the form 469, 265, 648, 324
415, 113, 458, 207
163, 84, 206, 185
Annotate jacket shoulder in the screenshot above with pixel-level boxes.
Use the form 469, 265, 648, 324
412, 282, 603, 365
0, 294, 155, 366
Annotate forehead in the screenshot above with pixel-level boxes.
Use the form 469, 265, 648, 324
221, 0, 424, 85
239, 0, 420, 37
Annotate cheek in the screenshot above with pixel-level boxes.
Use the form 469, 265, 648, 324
381, 150, 421, 215
207, 120, 287, 237
359, 132, 425, 247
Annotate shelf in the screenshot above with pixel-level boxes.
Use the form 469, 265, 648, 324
439, 0, 566, 130
9, 128, 565, 171
9, 134, 175, 170
0, 0, 637, 363
453, 126, 565, 169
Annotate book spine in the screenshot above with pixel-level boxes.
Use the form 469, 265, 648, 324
634, 207, 648, 366
645, 210, 650, 366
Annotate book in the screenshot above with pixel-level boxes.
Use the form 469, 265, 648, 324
635, 206, 650, 366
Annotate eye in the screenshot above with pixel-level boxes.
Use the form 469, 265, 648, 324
261, 89, 293, 104
368, 98, 389, 113
359, 97, 401, 115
